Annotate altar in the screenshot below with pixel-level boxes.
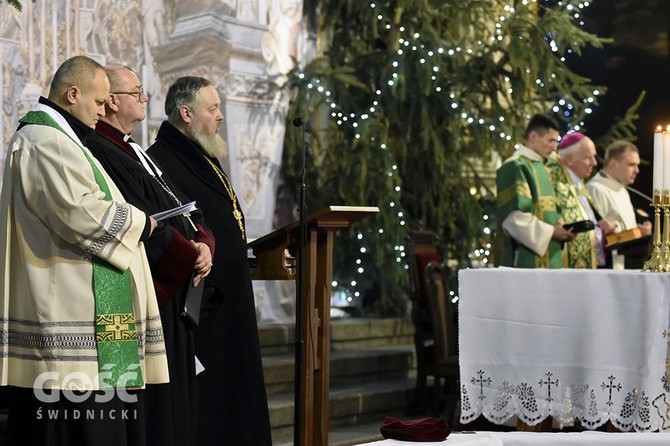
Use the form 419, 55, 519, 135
458, 268, 670, 432
359, 431, 670, 445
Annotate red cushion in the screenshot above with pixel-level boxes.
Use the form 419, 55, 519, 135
380, 416, 451, 441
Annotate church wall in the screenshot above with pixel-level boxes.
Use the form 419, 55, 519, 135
1, 0, 311, 322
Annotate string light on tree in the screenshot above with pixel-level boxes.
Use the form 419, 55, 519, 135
296, 0, 598, 297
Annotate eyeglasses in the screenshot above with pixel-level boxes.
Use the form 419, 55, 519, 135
112, 87, 147, 102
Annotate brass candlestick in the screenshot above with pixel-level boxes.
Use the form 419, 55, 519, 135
643, 192, 664, 272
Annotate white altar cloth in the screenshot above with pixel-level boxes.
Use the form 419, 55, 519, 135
458, 268, 670, 432
359, 431, 670, 445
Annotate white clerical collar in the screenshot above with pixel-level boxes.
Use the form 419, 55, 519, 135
515, 144, 544, 162
123, 134, 164, 178
597, 170, 624, 191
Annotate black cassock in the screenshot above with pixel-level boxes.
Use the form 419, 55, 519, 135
148, 121, 272, 446
87, 121, 215, 446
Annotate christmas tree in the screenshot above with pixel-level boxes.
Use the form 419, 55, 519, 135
282, 1, 625, 314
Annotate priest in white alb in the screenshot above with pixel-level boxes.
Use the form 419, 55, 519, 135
587, 140, 652, 268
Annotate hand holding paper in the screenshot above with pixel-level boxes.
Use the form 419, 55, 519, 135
151, 201, 197, 221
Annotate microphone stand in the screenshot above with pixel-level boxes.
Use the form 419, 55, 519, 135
292, 117, 306, 446
625, 184, 653, 203
599, 170, 653, 203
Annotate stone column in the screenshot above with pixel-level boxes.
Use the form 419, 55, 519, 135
151, 1, 293, 321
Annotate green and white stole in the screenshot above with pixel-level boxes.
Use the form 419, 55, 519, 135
20, 105, 144, 388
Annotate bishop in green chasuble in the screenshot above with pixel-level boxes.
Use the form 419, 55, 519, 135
549, 131, 618, 269
546, 154, 597, 268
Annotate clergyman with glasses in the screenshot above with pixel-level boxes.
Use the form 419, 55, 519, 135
86, 64, 215, 446
495, 113, 576, 268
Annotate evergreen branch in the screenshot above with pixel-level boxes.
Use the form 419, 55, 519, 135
596, 91, 647, 148
284, 0, 621, 314
1, 0, 32, 11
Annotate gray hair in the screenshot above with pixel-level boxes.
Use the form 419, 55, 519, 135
558, 137, 591, 161
165, 76, 212, 123
104, 64, 135, 91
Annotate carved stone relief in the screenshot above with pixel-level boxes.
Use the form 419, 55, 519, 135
0, 0, 314, 322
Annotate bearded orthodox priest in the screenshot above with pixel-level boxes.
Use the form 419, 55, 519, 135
148, 76, 272, 446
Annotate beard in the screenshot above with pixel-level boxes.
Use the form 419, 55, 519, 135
186, 119, 228, 159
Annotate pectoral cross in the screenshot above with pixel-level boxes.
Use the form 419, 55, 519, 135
183, 212, 197, 232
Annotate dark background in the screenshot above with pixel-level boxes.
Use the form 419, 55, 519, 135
570, 0, 670, 209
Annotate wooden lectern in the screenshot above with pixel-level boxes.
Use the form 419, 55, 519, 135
605, 229, 652, 269
248, 205, 379, 446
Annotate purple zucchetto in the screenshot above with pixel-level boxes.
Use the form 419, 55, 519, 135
558, 132, 586, 150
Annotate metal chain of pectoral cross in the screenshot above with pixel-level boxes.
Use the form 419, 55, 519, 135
128, 138, 197, 232
203, 156, 245, 240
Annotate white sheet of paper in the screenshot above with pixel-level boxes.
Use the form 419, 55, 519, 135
195, 355, 205, 375
150, 201, 197, 221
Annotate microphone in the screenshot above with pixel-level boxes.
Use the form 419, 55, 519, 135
599, 170, 652, 202
292, 113, 307, 446
625, 185, 652, 203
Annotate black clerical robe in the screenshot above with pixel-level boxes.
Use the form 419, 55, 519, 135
148, 121, 272, 446
87, 121, 215, 446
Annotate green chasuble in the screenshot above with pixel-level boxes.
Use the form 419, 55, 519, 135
19, 110, 144, 388
496, 148, 563, 268
546, 155, 597, 269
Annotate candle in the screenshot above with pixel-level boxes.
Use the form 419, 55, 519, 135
664, 128, 670, 192
654, 127, 663, 195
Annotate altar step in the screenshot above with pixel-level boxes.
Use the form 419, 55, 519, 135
258, 317, 419, 446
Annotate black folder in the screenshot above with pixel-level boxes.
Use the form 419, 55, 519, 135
182, 271, 203, 326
